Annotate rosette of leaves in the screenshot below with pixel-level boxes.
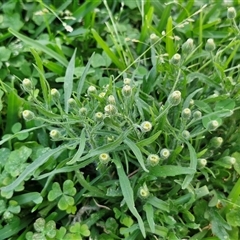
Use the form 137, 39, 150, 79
47, 180, 76, 212
26, 218, 56, 240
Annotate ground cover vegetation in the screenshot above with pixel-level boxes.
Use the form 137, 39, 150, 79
0, 0, 240, 239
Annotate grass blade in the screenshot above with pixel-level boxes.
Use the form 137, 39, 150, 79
8, 28, 68, 67
166, 16, 175, 58
64, 49, 76, 113
143, 203, 155, 233
113, 157, 146, 238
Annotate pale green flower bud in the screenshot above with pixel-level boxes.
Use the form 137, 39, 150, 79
123, 78, 131, 85
79, 107, 87, 115
205, 38, 215, 52
51, 88, 60, 101
193, 110, 202, 120
104, 104, 117, 115
139, 183, 150, 199
170, 53, 181, 65
99, 153, 111, 164
22, 78, 32, 92
87, 85, 97, 95
168, 90, 181, 106
197, 158, 207, 169
147, 154, 160, 166
182, 130, 190, 140
107, 95, 116, 104
209, 137, 223, 149
181, 108, 192, 120
140, 121, 152, 133
98, 92, 106, 98
182, 38, 194, 54
216, 156, 236, 169
122, 85, 132, 98
160, 148, 170, 159
95, 112, 103, 121
207, 120, 219, 131
22, 110, 35, 121
68, 98, 77, 109
227, 7, 236, 19
50, 129, 61, 140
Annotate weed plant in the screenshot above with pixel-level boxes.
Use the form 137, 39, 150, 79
1, 1, 240, 239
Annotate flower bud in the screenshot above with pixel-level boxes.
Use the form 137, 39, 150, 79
210, 137, 223, 149
147, 154, 160, 166
98, 92, 106, 98
168, 90, 181, 106
22, 110, 35, 121
87, 86, 97, 95
123, 78, 131, 85
139, 183, 150, 199
182, 38, 194, 54
182, 130, 190, 140
107, 135, 115, 143
140, 121, 152, 133
227, 7, 236, 19
99, 153, 111, 164
104, 104, 117, 115
193, 110, 202, 120
79, 107, 87, 115
197, 158, 207, 169
215, 156, 236, 169
122, 85, 132, 98
160, 148, 170, 159
205, 38, 215, 52
181, 108, 192, 120
50, 129, 61, 140
68, 98, 77, 109
51, 88, 60, 101
95, 112, 103, 121
107, 95, 116, 104
170, 53, 181, 65
207, 120, 219, 131
22, 78, 32, 92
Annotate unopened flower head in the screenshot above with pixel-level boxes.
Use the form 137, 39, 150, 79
138, 183, 150, 199
98, 92, 106, 98
122, 85, 132, 98
160, 148, 170, 160
140, 121, 152, 133
170, 53, 181, 65
182, 130, 190, 140
79, 107, 87, 115
95, 112, 103, 121
22, 78, 32, 92
168, 90, 181, 106
99, 153, 111, 164
205, 38, 216, 52
207, 120, 219, 131
193, 110, 202, 120
87, 85, 97, 95
197, 158, 207, 169
227, 7, 236, 19
51, 88, 60, 101
182, 38, 194, 54
50, 129, 61, 140
181, 108, 192, 120
107, 95, 116, 104
68, 98, 77, 109
22, 110, 35, 121
210, 137, 223, 149
147, 154, 160, 166
104, 104, 117, 115
123, 78, 131, 85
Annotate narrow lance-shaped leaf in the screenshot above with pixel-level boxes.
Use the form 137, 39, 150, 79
64, 49, 77, 113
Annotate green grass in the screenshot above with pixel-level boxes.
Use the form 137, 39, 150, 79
0, 1, 240, 239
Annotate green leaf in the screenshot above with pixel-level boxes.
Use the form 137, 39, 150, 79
64, 49, 76, 113
124, 138, 149, 172
45, 220, 56, 238
143, 203, 155, 233
136, 130, 162, 147
8, 28, 68, 66
0, 46, 11, 61
214, 99, 235, 111
63, 180, 76, 196
12, 192, 43, 205
113, 157, 146, 238
48, 182, 62, 201
226, 208, 240, 227
0, 145, 67, 192
147, 196, 169, 212
166, 16, 174, 58
58, 195, 74, 210
34, 218, 45, 232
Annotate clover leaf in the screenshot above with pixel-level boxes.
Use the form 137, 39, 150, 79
48, 180, 76, 211
65, 223, 90, 240
32, 218, 56, 239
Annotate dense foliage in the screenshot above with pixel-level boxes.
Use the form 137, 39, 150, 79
1, 0, 240, 239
